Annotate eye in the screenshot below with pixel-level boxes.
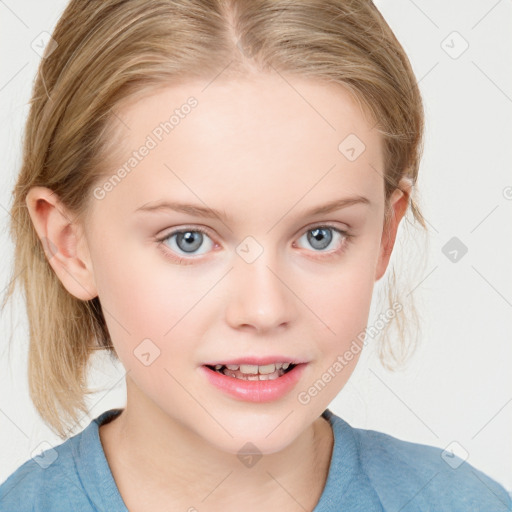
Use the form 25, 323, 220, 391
157, 226, 215, 262
295, 224, 353, 257
156, 223, 354, 265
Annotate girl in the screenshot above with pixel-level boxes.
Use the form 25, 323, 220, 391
0, 0, 510, 510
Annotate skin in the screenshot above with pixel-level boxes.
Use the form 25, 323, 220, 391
26, 71, 410, 511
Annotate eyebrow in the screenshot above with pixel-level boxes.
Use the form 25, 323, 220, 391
134, 195, 371, 222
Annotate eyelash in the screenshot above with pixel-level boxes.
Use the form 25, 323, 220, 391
156, 223, 354, 265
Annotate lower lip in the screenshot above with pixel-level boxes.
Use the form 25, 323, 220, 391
199, 364, 308, 403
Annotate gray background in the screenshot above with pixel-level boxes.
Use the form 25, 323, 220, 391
1, 0, 511, 492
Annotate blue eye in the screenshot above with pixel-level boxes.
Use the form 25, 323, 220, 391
296, 225, 352, 254
158, 227, 215, 260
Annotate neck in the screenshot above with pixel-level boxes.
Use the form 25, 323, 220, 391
99, 378, 334, 511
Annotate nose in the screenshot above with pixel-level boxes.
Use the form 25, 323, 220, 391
225, 253, 296, 333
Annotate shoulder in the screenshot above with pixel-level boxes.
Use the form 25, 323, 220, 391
349, 423, 512, 511
0, 433, 83, 512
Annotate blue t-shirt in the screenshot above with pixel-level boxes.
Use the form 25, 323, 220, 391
1, 407, 510, 511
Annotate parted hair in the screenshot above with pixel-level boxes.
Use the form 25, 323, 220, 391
2, 0, 428, 439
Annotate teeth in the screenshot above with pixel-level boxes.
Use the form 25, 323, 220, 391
223, 369, 283, 381
220, 363, 294, 374
258, 363, 276, 374
211, 362, 295, 377
239, 364, 259, 374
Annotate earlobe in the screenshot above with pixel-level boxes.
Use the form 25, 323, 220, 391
374, 178, 412, 282
25, 186, 98, 301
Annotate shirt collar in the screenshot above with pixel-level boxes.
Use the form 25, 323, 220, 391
74, 408, 128, 511
74, 407, 383, 512
314, 408, 384, 511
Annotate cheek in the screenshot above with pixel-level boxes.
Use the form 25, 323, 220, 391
301, 249, 378, 408
310, 236, 379, 332
314, 273, 374, 360
91, 239, 216, 368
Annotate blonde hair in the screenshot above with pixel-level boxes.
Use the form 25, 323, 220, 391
1, 0, 428, 439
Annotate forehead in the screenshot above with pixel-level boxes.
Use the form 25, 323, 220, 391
98, 73, 384, 220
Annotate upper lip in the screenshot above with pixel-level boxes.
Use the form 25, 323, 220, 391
203, 356, 308, 366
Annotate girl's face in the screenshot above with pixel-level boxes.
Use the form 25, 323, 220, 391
82, 72, 403, 454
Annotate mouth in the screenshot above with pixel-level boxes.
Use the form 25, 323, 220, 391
203, 362, 298, 381
200, 361, 308, 402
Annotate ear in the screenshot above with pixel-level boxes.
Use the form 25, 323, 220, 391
25, 186, 97, 301
374, 178, 413, 282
